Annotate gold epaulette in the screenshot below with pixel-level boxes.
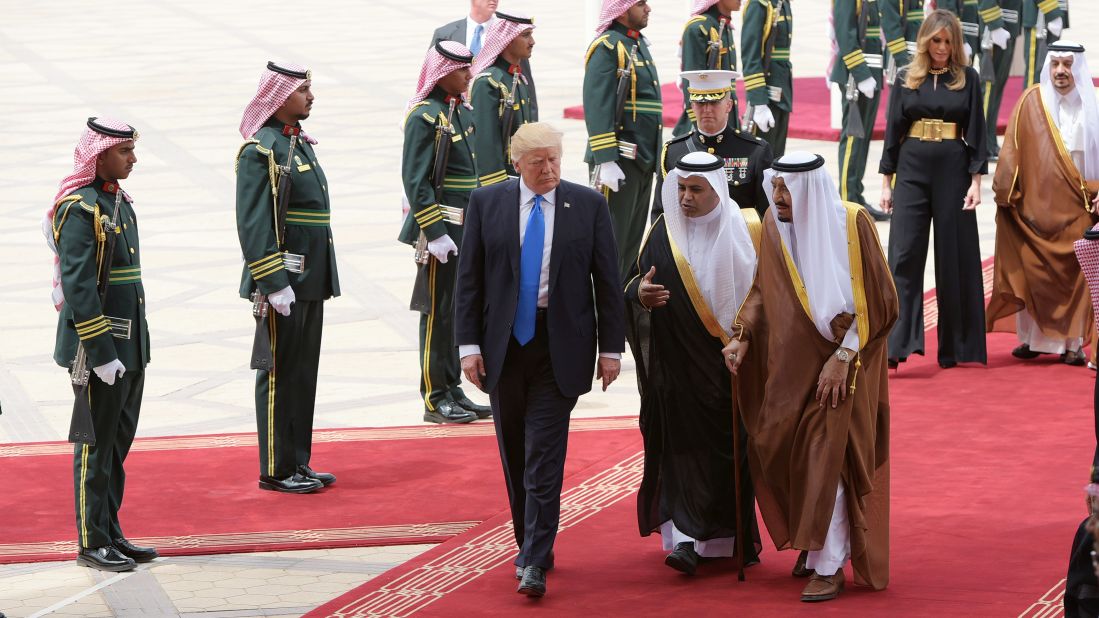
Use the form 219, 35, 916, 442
683, 15, 706, 33
585, 35, 613, 67
403, 101, 432, 128
233, 139, 261, 174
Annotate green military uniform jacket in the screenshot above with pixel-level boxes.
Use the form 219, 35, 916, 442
881, 0, 924, 67
470, 57, 537, 187
991, 0, 1023, 36
236, 118, 340, 301
1022, 0, 1067, 28
52, 181, 149, 372
831, 0, 885, 87
399, 87, 478, 245
936, 0, 982, 53
654, 125, 773, 217
678, 6, 739, 126
583, 21, 663, 170
742, 0, 793, 113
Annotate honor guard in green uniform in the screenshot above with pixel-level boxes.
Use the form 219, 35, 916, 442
1022, 0, 1068, 87
47, 117, 158, 571
399, 41, 488, 424
974, 1, 1018, 158
585, 0, 663, 281
470, 12, 538, 187
236, 62, 339, 494
939, 0, 983, 61
881, 0, 924, 72
741, 0, 793, 157
655, 70, 772, 219
832, 0, 893, 221
672, 0, 743, 137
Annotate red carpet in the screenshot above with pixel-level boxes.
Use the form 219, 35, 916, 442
307, 261, 1094, 617
562, 76, 1099, 141
0, 418, 638, 564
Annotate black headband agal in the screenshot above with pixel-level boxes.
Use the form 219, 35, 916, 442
772, 154, 825, 173
1048, 42, 1086, 53
496, 11, 534, 25
267, 61, 310, 80
87, 117, 136, 139
675, 153, 724, 173
436, 41, 474, 63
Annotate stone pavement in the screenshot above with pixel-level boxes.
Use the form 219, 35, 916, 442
0, 1, 1094, 616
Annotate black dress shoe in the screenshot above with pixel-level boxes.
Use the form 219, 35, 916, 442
517, 566, 547, 597
258, 473, 322, 493
112, 538, 159, 563
1062, 349, 1087, 366
792, 550, 813, 577
298, 464, 336, 486
452, 395, 492, 419
938, 359, 957, 369
862, 204, 891, 222
665, 541, 700, 575
77, 546, 136, 572
1012, 344, 1042, 359
423, 400, 477, 424
887, 357, 900, 370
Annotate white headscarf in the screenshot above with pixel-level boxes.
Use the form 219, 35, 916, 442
1040, 41, 1099, 179
661, 151, 757, 337
763, 152, 857, 344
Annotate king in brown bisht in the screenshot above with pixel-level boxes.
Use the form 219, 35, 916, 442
723, 152, 897, 603
988, 40, 1099, 366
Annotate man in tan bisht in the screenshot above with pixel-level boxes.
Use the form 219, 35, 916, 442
722, 152, 897, 602
989, 40, 1099, 367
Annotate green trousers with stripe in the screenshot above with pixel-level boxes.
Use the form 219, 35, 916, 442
837, 88, 882, 207
592, 158, 655, 283
255, 300, 322, 478
73, 370, 143, 549
983, 36, 1017, 156
417, 220, 470, 411
1022, 27, 1061, 88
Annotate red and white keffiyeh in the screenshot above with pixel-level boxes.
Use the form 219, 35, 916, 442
408, 41, 474, 113
239, 61, 317, 144
595, 0, 639, 34
471, 14, 535, 77
44, 117, 136, 311
691, 0, 720, 15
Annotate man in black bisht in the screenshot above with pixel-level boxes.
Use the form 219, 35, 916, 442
625, 151, 763, 576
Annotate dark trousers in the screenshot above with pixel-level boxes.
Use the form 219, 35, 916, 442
418, 225, 467, 410
490, 316, 578, 569
594, 159, 655, 283
983, 36, 1017, 156
837, 89, 882, 207
255, 299, 323, 478
73, 370, 143, 548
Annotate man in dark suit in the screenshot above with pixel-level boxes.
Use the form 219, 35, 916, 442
456, 122, 626, 598
430, 0, 538, 118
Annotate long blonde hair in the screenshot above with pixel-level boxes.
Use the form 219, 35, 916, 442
904, 9, 968, 91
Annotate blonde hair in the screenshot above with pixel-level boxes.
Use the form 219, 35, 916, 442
510, 122, 564, 163
904, 9, 968, 92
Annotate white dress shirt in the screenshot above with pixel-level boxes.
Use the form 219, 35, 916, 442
458, 179, 620, 360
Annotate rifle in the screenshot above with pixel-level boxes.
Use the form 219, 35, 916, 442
249, 132, 300, 372
742, 1, 783, 132
500, 69, 520, 164
68, 190, 123, 446
411, 98, 459, 313
978, 27, 995, 84
707, 17, 728, 70
841, 1, 870, 140
613, 43, 640, 129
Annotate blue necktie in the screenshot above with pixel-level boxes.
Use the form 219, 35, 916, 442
471, 24, 484, 55
514, 195, 545, 345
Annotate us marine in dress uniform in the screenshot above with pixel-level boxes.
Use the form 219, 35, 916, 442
46, 117, 158, 571
655, 70, 772, 219
672, 0, 743, 137
399, 41, 489, 424
584, 0, 663, 281
831, 0, 892, 221
470, 11, 538, 187
236, 62, 339, 493
741, 0, 794, 157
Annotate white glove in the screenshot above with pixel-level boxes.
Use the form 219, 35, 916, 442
427, 234, 459, 264
596, 162, 626, 192
990, 27, 1010, 49
268, 285, 296, 317
964, 43, 973, 62
93, 359, 125, 386
753, 105, 776, 133
857, 76, 877, 99
1048, 17, 1064, 37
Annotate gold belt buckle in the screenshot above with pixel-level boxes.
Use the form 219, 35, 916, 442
923, 119, 944, 142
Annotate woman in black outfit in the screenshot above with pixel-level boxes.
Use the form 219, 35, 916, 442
879, 9, 988, 369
